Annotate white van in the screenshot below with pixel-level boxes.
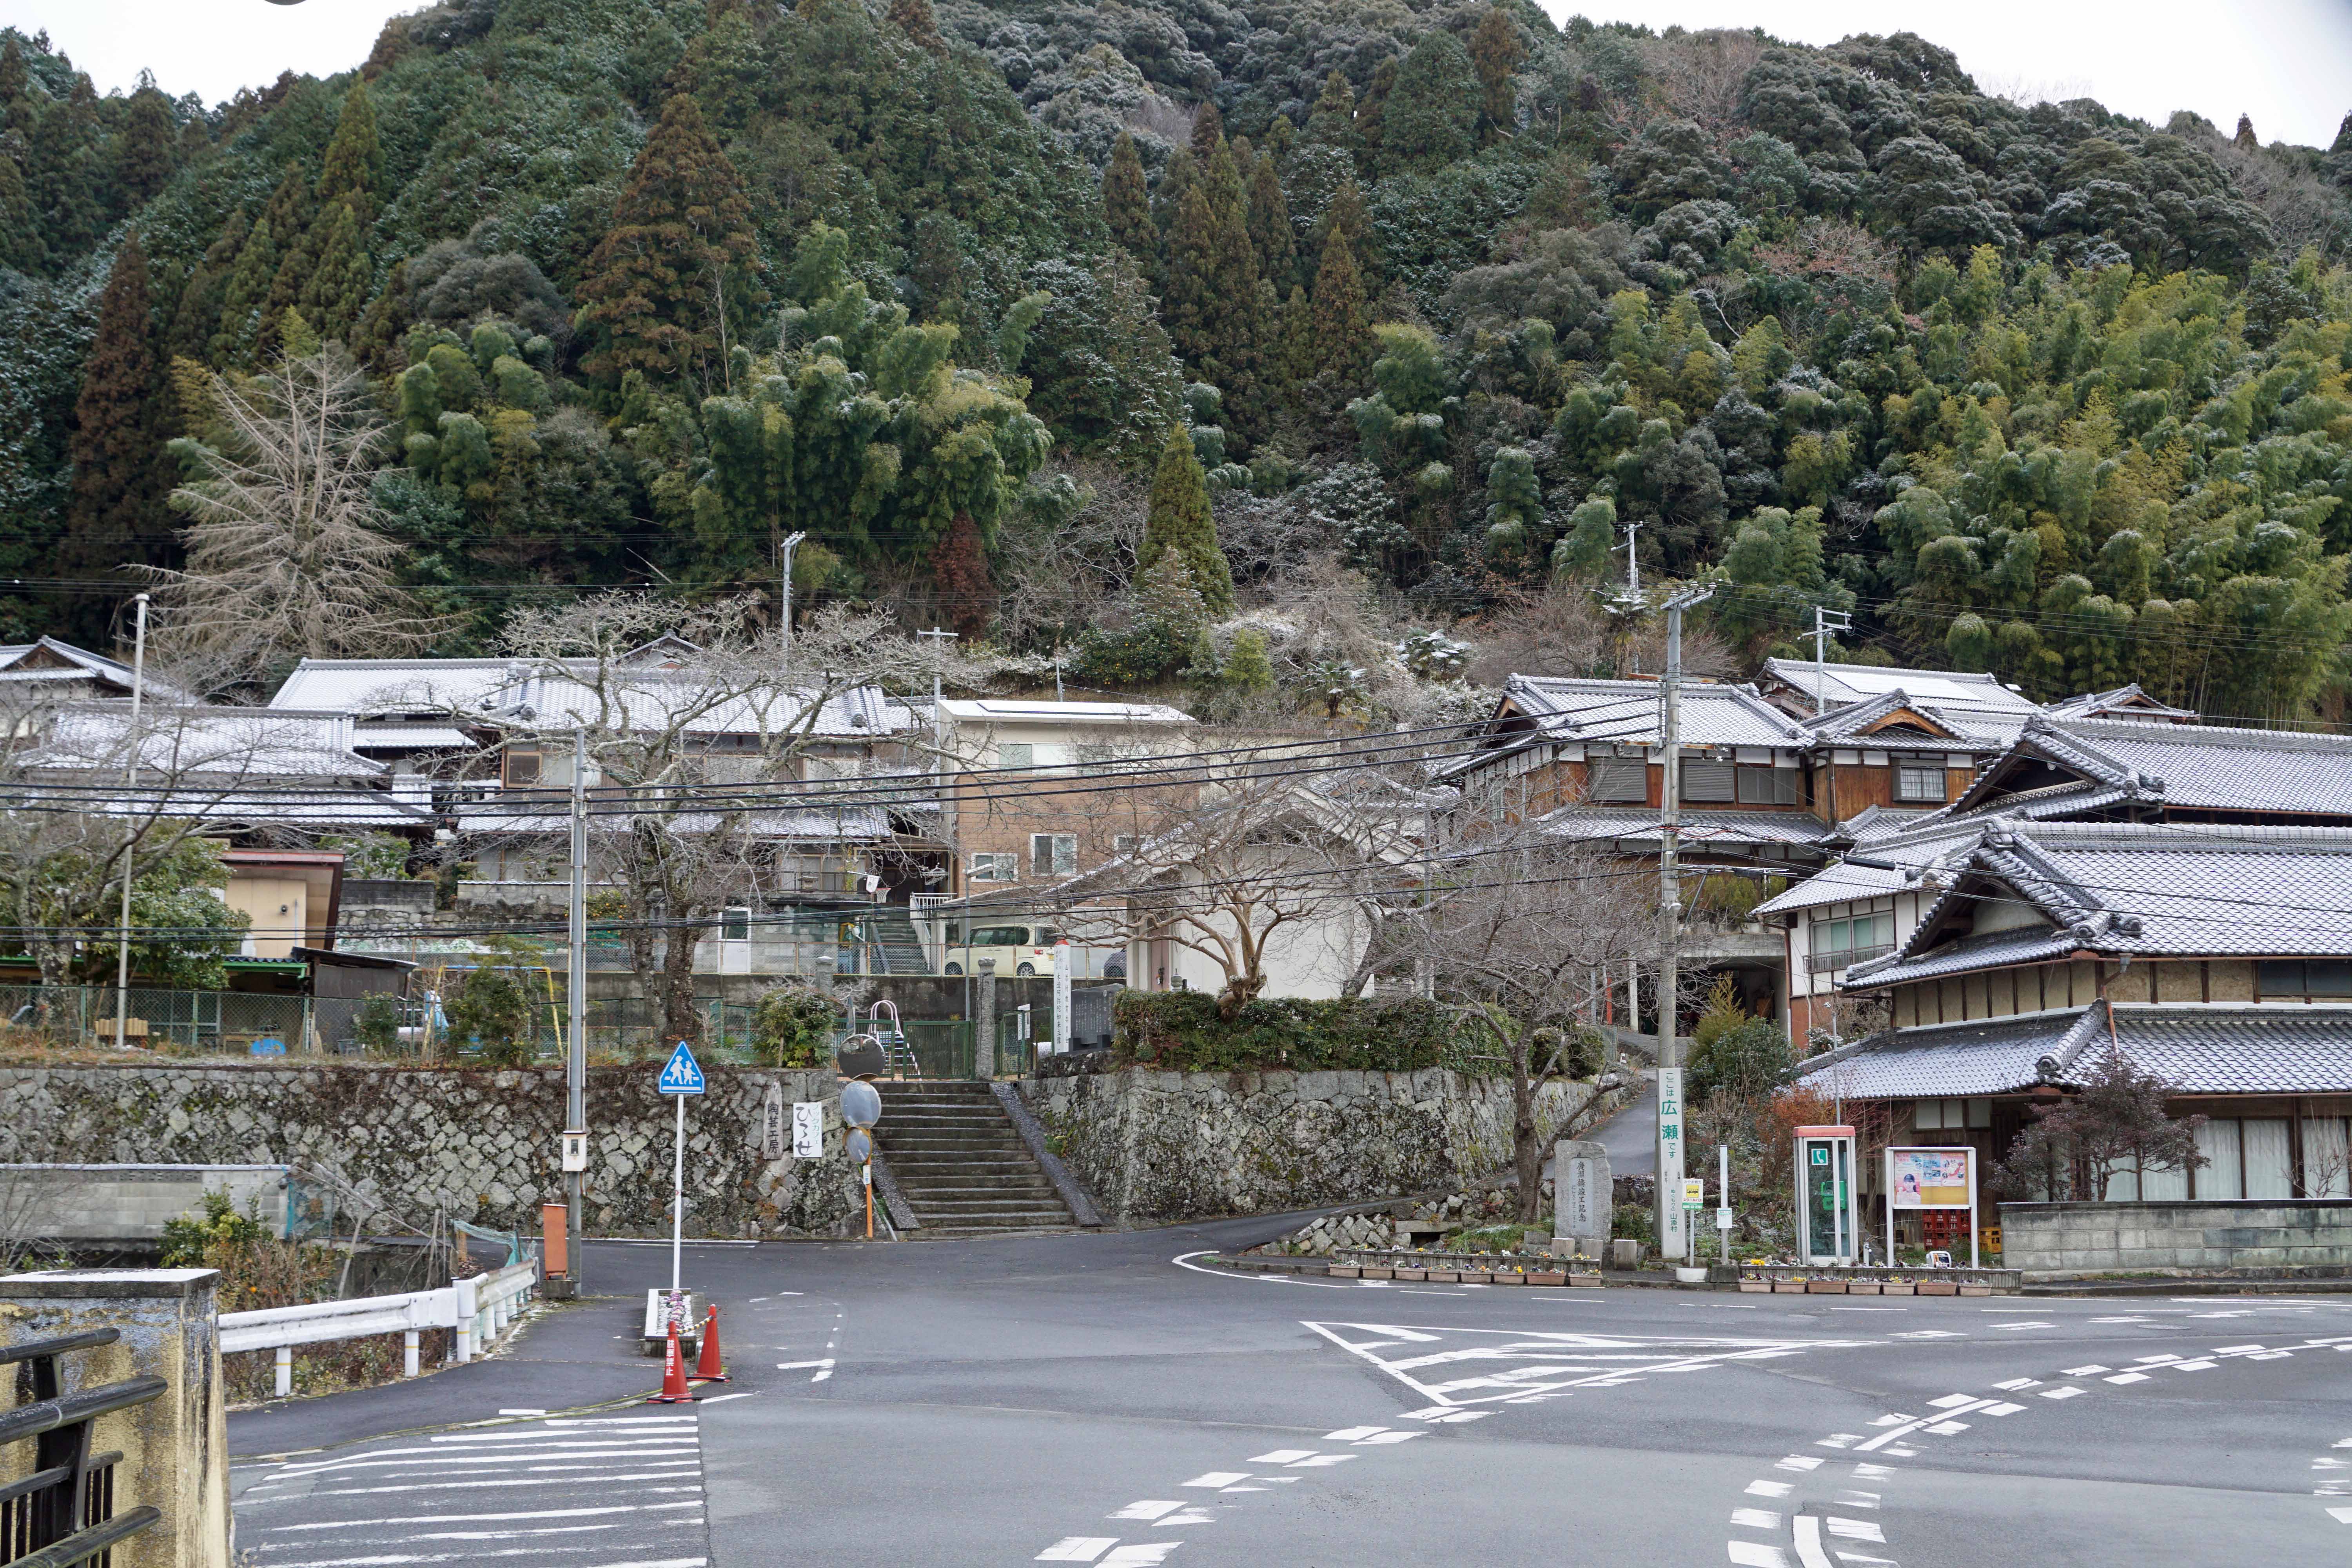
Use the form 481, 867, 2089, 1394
940, 921, 1062, 976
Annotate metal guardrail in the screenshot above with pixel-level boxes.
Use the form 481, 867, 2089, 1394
0, 1328, 163, 1568
218, 1260, 540, 1396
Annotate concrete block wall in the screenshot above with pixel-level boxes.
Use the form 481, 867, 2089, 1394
2000, 1199, 2352, 1278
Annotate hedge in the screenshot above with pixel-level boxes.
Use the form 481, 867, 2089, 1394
1111, 991, 1464, 1073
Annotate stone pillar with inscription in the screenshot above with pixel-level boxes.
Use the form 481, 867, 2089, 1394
1552, 1140, 1611, 1260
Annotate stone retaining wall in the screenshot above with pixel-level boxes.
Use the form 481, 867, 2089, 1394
1999, 1198, 2352, 1278
1023, 1065, 1602, 1225
0, 1064, 864, 1240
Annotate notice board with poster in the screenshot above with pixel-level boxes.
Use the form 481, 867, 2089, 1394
1886, 1145, 1979, 1267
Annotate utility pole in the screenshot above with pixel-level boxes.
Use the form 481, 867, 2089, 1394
777, 530, 808, 656
1620, 520, 1644, 602
1809, 605, 1853, 716
564, 726, 588, 1284
112, 593, 148, 1053
1655, 583, 1711, 1261
915, 627, 958, 752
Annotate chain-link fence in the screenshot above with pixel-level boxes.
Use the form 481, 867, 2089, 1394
2, 983, 312, 1052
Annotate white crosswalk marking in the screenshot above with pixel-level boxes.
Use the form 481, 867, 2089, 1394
236, 1414, 707, 1568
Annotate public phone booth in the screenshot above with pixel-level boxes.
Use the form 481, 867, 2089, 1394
1794, 1125, 1861, 1266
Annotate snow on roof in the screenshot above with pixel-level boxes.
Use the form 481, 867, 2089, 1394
937, 699, 1194, 725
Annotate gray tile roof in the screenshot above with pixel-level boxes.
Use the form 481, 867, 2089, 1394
1843, 924, 2078, 985
1532, 806, 1835, 848
1497, 675, 1809, 749
1796, 1004, 2352, 1097
2042, 684, 2198, 722
1840, 822, 2352, 985
2003, 715, 2352, 817
1793, 688, 1981, 749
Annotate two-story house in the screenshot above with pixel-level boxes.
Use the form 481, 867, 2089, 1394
1794, 820, 2352, 1218
1761, 714, 2352, 1044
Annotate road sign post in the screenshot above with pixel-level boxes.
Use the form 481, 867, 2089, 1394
1680, 1178, 1704, 1265
840, 1080, 882, 1240
657, 1040, 706, 1292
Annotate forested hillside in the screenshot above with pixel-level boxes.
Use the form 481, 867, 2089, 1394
6, 0, 2352, 720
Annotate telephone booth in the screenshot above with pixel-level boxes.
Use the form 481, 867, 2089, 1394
1794, 1125, 1861, 1266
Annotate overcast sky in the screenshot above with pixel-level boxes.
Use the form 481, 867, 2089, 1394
6, 0, 2348, 148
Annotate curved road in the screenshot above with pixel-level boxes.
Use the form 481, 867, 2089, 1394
231, 1223, 2352, 1567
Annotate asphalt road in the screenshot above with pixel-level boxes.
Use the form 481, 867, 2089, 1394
230, 1223, 2352, 1567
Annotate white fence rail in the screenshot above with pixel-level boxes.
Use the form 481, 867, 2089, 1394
218, 1259, 541, 1396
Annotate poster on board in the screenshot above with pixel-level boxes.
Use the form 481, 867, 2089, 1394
1887, 1146, 1974, 1209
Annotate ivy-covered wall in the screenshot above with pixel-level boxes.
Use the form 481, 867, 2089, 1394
0, 1063, 863, 1240
1024, 1063, 1604, 1225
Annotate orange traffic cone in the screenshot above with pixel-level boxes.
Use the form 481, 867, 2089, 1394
693, 1303, 728, 1383
648, 1323, 694, 1403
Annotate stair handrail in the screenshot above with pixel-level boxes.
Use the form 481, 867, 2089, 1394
868, 1000, 922, 1081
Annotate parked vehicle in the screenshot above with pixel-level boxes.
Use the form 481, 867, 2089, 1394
940, 922, 1062, 976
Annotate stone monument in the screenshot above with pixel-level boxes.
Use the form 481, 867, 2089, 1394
1553, 1138, 1610, 1259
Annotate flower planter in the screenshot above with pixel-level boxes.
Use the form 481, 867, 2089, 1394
1567, 1273, 1602, 1287
1846, 1281, 1881, 1295
1772, 1282, 1806, 1293
1915, 1280, 1958, 1296
1491, 1272, 1525, 1285
1958, 1283, 1992, 1296
1805, 1280, 1847, 1294
1425, 1270, 1459, 1283
1527, 1271, 1567, 1286
1738, 1281, 1772, 1293
1328, 1265, 1361, 1278
1394, 1269, 1426, 1281
1362, 1267, 1394, 1280
1458, 1271, 1492, 1285
1879, 1281, 1914, 1296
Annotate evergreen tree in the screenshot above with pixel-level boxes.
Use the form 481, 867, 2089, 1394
1356, 57, 1399, 164
575, 93, 760, 385
929, 508, 996, 637
1223, 626, 1274, 692
25, 77, 107, 257
1189, 102, 1225, 162
118, 84, 178, 207
0, 146, 39, 274
253, 167, 316, 361
886, 0, 944, 52
168, 208, 243, 360
1312, 178, 1377, 291
1141, 423, 1234, 614
1303, 70, 1359, 154
316, 78, 383, 222
300, 201, 372, 340
0, 40, 25, 120
64, 235, 169, 574
1103, 131, 1156, 267
1383, 31, 1479, 171
1152, 147, 1197, 245
1163, 178, 1266, 439
1307, 227, 1371, 389
2234, 114, 2259, 150
210, 212, 278, 365
1280, 283, 1314, 395
1467, 6, 1527, 143
1246, 151, 1297, 294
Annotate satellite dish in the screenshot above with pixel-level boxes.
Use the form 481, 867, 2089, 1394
840, 1080, 881, 1129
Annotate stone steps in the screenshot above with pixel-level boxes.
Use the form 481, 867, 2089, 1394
873, 1081, 1076, 1238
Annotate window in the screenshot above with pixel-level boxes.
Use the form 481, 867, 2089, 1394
1913, 1097, 1990, 1130
969, 925, 1031, 947
2258, 960, 2352, 997
1681, 760, 1736, 802
996, 743, 1034, 769
1809, 911, 1895, 971
503, 748, 541, 786
1895, 760, 1948, 802
720, 907, 751, 942
1588, 757, 1647, 802
1031, 833, 1076, 877
1735, 766, 1799, 805
967, 852, 1018, 882
1112, 834, 1138, 856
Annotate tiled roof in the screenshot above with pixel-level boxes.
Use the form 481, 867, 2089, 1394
1794, 689, 1979, 748
1796, 1004, 2352, 1097
1759, 659, 2040, 717
1497, 675, 1809, 748
1533, 805, 1834, 848
352, 724, 473, 750
2043, 684, 2198, 722
67, 788, 430, 828
1750, 824, 1982, 916
1840, 822, 2352, 984
1839, 924, 2077, 985
1977, 715, 2352, 818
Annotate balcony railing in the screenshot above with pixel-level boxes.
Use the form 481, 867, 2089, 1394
1808, 942, 1894, 973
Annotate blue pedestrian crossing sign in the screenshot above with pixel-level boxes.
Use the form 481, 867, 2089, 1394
657, 1040, 706, 1096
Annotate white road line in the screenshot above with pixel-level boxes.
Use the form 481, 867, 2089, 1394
272, 1502, 704, 1532
1728, 1542, 1790, 1566
1790, 1515, 1835, 1568
1098, 1547, 1181, 1567
1038, 1540, 1117, 1562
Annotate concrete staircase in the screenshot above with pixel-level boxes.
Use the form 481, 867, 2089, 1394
875, 1081, 1077, 1238
867, 906, 933, 975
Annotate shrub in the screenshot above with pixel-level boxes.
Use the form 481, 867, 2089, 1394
1112, 990, 1458, 1072
751, 986, 839, 1068
445, 939, 544, 1065
160, 1188, 266, 1267
353, 994, 401, 1053
1688, 1016, 1795, 1105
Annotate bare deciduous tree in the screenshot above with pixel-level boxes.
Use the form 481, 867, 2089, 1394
1359, 803, 1659, 1223
152, 350, 445, 679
